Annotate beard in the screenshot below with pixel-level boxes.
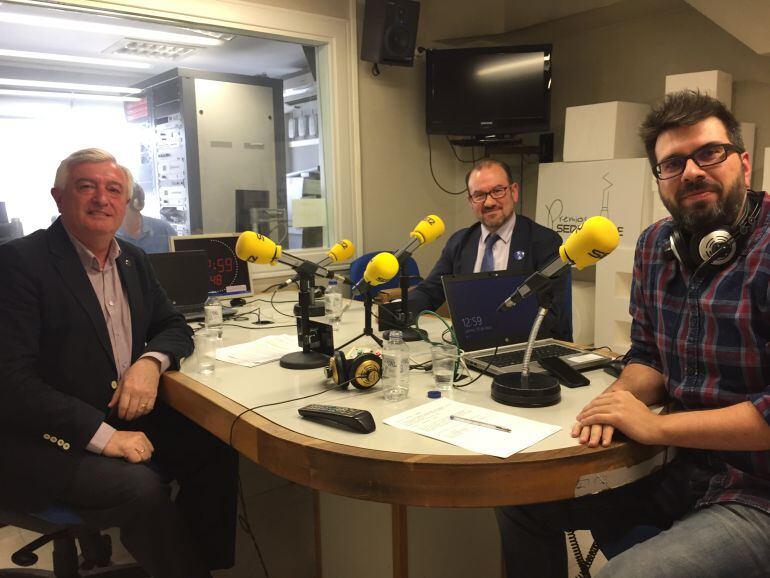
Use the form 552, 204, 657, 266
660, 174, 746, 234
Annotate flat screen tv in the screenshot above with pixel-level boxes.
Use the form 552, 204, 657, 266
425, 44, 552, 138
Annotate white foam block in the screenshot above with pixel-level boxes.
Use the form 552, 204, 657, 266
563, 101, 649, 162
665, 70, 732, 109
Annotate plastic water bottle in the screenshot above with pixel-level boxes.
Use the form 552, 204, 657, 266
325, 280, 343, 330
203, 295, 223, 337
382, 330, 409, 401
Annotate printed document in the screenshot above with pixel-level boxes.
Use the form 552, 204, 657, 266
384, 398, 560, 458
216, 334, 301, 367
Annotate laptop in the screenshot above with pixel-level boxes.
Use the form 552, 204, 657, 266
147, 251, 235, 321
442, 270, 606, 376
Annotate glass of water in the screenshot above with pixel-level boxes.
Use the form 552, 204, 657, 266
431, 344, 458, 391
195, 329, 219, 375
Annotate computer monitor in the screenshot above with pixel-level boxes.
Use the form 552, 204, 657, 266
168, 233, 253, 299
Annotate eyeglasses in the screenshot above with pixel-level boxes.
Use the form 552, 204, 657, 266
468, 185, 510, 204
654, 143, 743, 180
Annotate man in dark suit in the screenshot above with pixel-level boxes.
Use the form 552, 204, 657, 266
409, 158, 572, 341
0, 149, 237, 578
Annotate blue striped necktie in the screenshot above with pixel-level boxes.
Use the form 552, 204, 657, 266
480, 233, 499, 272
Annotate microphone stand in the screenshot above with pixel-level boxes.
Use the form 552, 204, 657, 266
280, 262, 329, 370
339, 292, 383, 349
383, 257, 427, 342
491, 288, 561, 407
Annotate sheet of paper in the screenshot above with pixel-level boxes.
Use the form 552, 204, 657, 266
216, 334, 301, 367
569, 353, 605, 364
383, 398, 560, 458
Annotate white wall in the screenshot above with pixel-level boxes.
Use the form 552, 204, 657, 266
355, 0, 510, 274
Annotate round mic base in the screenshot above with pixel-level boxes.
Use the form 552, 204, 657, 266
280, 350, 329, 370
383, 327, 427, 342
293, 303, 326, 318
491, 372, 561, 407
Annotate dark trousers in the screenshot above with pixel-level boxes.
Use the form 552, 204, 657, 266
495, 455, 709, 578
59, 403, 238, 578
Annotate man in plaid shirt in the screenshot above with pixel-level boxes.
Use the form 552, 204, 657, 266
496, 91, 770, 577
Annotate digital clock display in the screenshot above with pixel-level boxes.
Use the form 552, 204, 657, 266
169, 234, 252, 298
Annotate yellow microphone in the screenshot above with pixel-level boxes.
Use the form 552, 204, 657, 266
559, 216, 620, 270
498, 216, 620, 310
235, 231, 282, 265
394, 215, 445, 260
272, 239, 355, 289
353, 252, 400, 295
320, 239, 355, 266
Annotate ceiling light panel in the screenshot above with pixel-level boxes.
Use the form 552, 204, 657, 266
103, 39, 198, 61
0, 49, 152, 69
0, 89, 141, 102
0, 78, 141, 94
0, 11, 223, 47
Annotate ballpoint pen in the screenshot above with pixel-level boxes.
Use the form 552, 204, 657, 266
449, 414, 511, 433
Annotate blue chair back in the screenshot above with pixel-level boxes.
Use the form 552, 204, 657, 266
348, 251, 420, 301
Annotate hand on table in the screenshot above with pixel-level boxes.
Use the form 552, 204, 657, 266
108, 357, 161, 421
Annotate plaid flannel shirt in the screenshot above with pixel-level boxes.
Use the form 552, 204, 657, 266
628, 191, 770, 513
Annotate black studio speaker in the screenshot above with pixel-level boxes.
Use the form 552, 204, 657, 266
361, 0, 420, 67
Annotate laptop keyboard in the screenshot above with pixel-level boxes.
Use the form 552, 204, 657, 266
176, 303, 204, 314
476, 344, 581, 368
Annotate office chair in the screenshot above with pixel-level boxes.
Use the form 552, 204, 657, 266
348, 251, 420, 301
0, 506, 148, 577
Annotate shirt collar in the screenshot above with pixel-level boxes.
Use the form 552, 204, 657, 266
480, 212, 516, 245
63, 225, 122, 272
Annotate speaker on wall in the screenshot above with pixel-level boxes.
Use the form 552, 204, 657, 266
361, 0, 420, 67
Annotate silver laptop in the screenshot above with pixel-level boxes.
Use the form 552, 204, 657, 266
442, 271, 605, 376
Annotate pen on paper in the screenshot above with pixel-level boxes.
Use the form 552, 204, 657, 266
449, 414, 511, 433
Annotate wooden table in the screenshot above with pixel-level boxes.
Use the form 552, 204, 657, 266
159, 301, 667, 577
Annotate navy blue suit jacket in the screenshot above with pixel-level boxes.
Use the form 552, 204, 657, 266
408, 215, 572, 341
0, 219, 193, 511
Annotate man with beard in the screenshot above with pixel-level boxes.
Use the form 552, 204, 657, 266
408, 158, 572, 341
495, 91, 770, 577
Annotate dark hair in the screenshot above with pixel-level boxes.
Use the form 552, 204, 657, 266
639, 90, 744, 171
465, 158, 514, 191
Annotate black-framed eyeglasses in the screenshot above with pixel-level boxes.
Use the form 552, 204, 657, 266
468, 185, 510, 204
654, 143, 743, 180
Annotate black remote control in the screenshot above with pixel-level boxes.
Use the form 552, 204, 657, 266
298, 404, 376, 433
538, 356, 590, 388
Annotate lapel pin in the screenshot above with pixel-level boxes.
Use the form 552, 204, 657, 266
513, 250, 525, 261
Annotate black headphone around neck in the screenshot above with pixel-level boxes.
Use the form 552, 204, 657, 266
664, 189, 762, 270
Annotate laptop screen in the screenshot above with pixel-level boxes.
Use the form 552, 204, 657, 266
169, 234, 253, 298
147, 250, 210, 308
442, 271, 540, 352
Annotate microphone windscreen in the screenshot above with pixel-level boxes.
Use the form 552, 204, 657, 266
363, 252, 399, 286
410, 215, 445, 245
235, 231, 282, 265
327, 239, 355, 262
559, 216, 620, 270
